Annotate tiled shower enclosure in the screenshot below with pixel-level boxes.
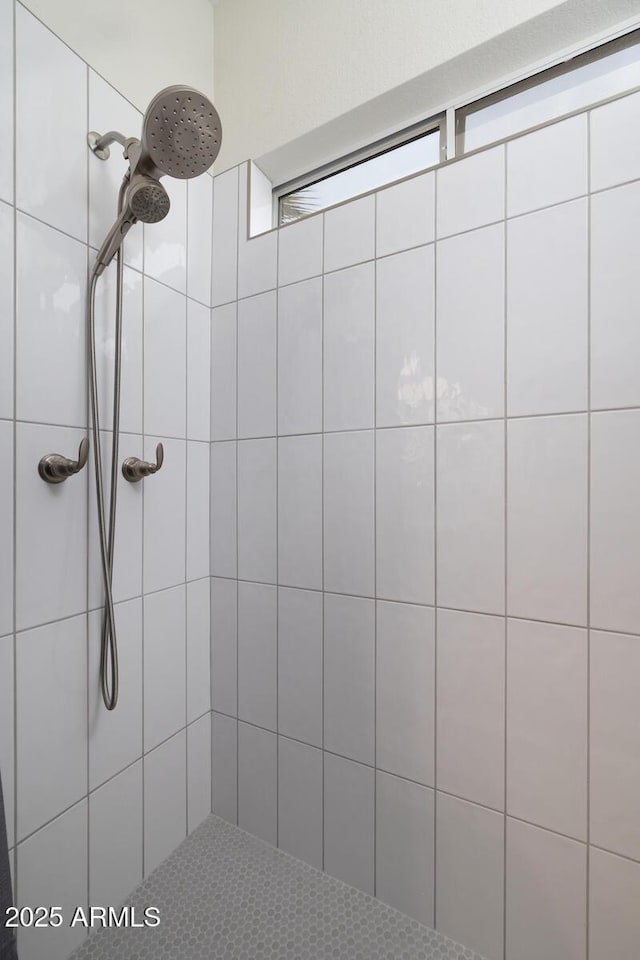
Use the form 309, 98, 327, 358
0, 0, 639, 958
209, 97, 640, 960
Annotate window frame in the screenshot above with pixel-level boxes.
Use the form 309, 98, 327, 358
274, 114, 446, 226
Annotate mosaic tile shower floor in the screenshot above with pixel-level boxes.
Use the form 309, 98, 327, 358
71, 815, 485, 960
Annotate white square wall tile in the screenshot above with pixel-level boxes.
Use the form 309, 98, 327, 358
144, 278, 187, 438
237, 581, 277, 731
591, 181, 640, 410
507, 618, 587, 839
507, 415, 588, 625
187, 714, 212, 834
376, 172, 435, 258
591, 90, 640, 191
0, 635, 14, 849
278, 587, 323, 748
16, 423, 87, 631
16, 7, 87, 241
507, 114, 588, 217
0, 0, 12, 203
376, 601, 434, 785
237, 438, 277, 583
88, 599, 142, 790
88, 71, 143, 271
278, 213, 323, 286
0, 202, 14, 419
89, 762, 143, 907
17, 801, 88, 960
212, 166, 239, 306
93, 264, 143, 436
0, 422, 12, 638
211, 712, 237, 824
505, 818, 586, 960
436, 794, 504, 960
16, 615, 87, 840
211, 302, 237, 441
590, 630, 640, 861
210, 441, 237, 579
144, 176, 187, 293
16, 213, 87, 428
187, 441, 210, 582
187, 299, 211, 441
324, 194, 375, 273
437, 420, 505, 615
324, 753, 374, 895
589, 847, 640, 960
187, 173, 213, 306
324, 593, 374, 765
507, 199, 588, 416
211, 577, 237, 717
238, 722, 277, 845
436, 223, 504, 422
324, 430, 374, 597
437, 146, 505, 238
376, 426, 434, 605
376, 772, 434, 926
278, 737, 323, 870
187, 578, 210, 722
591, 411, 640, 635
278, 435, 322, 590
237, 291, 276, 438
277, 277, 323, 436
89, 432, 142, 609
143, 585, 186, 752
143, 436, 186, 593
324, 263, 375, 432
437, 609, 505, 811
144, 731, 187, 875
376, 245, 435, 427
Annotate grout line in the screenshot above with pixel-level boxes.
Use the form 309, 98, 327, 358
502, 144, 509, 960
585, 109, 593, 960
11, 0, 18, 908
235, 162, 240, 828
275, 203, 280, 850
372, 197, 377, 900
184, 188, 190, 840
207, 402, 640, 445
83, 58, 91, 915
13, 589, 638, 643
140, 221, 146, 878
432, 164, 439, 931
321, 211, 326, 873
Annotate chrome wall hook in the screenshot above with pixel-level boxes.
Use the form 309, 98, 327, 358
122, 442, 164, 483
38, 437, 89, 484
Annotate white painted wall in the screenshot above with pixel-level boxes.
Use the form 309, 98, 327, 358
213, 0, 640, 181
21, 0, 215, 114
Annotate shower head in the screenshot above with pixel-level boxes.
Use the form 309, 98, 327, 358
90, 84, 222, 275
128, 177, 171, 223
139, 85, 222, 180
94, 175, 170, 274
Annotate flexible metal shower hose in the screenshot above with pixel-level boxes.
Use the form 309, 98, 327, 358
87, 182, 127, 711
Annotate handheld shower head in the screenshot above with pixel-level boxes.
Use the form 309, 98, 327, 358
139, 85, 222, 180
128, 177, 171, 223
94, 176, 170, 275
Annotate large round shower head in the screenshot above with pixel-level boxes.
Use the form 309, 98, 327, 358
141, 85, 222, 179
128, 178, 170, 223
